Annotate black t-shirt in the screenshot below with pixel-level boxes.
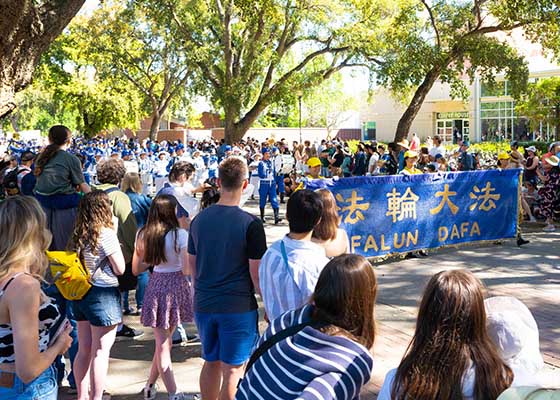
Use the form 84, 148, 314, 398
188, 204, 267, 313
332, 152, 345, 168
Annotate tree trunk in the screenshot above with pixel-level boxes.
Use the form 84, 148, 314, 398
0, 0, 85, 118
149, 111, 162, 141
224, 102, 267, 143
394, 67, 443, 143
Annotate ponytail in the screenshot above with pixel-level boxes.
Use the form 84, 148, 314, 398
34, 125, 71, 176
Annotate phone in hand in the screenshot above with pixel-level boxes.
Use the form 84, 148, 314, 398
49, 317, 70, 346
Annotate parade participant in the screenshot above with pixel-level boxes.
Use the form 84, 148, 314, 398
191, 150, 207, 189
396, 139, 409, 171
257, 148, 281, 224
153, 151, 170, 193
378, 270, 513, 400
132, 195, 194, 400
69, 191, 126, 400
237, 254, 376, 399
399, 151, 422, 175
17, 150, 36, 195
272, 147, 287, 204
122, 150, 139, 174
0, 196, 72, 400
189, 157, 267, 400
248, 153, 262, 200
259, 189, 329, 320
428, 135, 446, 162
312, 189, 350, 257
138, 151, 154, 195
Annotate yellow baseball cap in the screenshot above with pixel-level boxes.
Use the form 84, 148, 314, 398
307, 157, 322, 167
404, 150, 418, 159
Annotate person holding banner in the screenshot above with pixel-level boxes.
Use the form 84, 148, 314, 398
399, 151, 422, 175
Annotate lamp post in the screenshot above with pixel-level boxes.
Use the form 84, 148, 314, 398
297, 90, 303, 144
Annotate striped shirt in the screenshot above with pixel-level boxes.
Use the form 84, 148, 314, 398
259, 236, 329, 321
236, 305, 374, 400
83, 227, 122, 288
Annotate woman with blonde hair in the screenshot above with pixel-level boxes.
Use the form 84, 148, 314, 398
311, 188, 349, 257
0, 196, 72, 399
69, 191, 126, 400
379, 269, 513, 400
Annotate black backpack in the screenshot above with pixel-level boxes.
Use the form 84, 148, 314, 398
2, 167, 23, 196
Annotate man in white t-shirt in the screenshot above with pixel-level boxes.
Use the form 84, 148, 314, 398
429, 135, 446, 162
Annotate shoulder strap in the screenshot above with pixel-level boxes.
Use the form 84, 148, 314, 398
0, 272, 26, 297
104, 186, 119, 195
280, 240, 295, 282
245, 320, 314, 375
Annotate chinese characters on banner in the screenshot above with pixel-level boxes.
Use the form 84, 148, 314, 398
306, 170, 520, 257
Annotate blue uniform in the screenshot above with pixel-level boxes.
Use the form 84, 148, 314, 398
258, 159, 279, 209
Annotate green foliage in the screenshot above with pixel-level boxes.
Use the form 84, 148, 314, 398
516, 77, 560, 138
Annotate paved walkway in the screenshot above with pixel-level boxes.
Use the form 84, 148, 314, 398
60, 202, 560, 398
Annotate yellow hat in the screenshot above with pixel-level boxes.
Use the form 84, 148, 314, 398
404, 150, 418, 159
498, 152, 510, 161
307, 157, 322, 167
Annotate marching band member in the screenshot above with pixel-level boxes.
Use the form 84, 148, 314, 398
258, 148, 281, 224
138, 151, 153, 196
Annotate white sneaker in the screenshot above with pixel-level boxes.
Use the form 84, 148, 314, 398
529, 216, 537, 223
543, 224, 556, 232
143, 383, 158, 400
169, 393, 200, 400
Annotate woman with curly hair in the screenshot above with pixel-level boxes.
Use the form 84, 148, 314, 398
378, 269, 513, 400
69, 191, 125, 400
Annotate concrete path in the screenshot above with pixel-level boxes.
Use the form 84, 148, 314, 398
60, 201, 560, 398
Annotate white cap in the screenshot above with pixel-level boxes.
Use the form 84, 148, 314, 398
485, 296, 543, 374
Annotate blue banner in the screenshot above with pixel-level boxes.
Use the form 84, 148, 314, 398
306, 170, 521, 257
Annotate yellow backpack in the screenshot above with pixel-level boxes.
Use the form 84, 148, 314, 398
46, 251, 92, 301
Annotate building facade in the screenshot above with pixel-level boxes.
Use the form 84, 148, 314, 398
361, 30, 560, 143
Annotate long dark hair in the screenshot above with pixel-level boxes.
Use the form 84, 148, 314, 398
311, 254, 377, 348
68, 190, 114, 256
35, 125, 71, 176
391, 270, 513, 400
139, 195, 180, 265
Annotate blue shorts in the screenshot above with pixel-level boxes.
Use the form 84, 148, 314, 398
0, 365, 57, 400
73, 286, 122, 327
195, 310, 258, 366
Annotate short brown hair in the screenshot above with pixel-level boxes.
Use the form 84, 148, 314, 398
219, 157, 248, 191
312, 189, 340, 241
121, 172, 143, 194
96, 159, 126, 185
169, 161, 195, 183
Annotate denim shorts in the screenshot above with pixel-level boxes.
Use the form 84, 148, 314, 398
0, 365, 57, 400
195, 310, 258, 366
73, 285, 122, 327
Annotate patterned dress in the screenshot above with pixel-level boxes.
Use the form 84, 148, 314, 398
538, 167, 560, 220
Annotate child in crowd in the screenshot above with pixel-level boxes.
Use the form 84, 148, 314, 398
69, 191, 126, 400
132, 195, 193, 400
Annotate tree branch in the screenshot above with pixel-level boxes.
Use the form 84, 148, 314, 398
420, 0, 441, 48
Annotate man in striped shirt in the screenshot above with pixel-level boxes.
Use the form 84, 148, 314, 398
259, 189, 330, 321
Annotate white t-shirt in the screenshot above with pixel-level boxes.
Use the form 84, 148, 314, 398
153, 229, 189, 273
368, 152, 380, 174
429, 145, 446, 159
83, 227, 122, 288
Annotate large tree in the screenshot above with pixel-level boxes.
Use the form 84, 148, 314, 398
0, 0, 85, 118
371, 0, 560, 142
76, 4, 192, 140
145, 0, 388, 143
516, 77, 560, 140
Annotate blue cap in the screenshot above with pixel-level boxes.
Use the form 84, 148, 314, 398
122, 150, 132, 157
225, 145, 232, 151
462, 140, 470, 147
262, 148, 270, 154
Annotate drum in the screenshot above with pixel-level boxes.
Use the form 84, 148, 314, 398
274, 154, 295, 174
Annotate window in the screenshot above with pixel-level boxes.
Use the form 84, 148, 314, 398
481, 81, 506, 97
480, 100, 529, 141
